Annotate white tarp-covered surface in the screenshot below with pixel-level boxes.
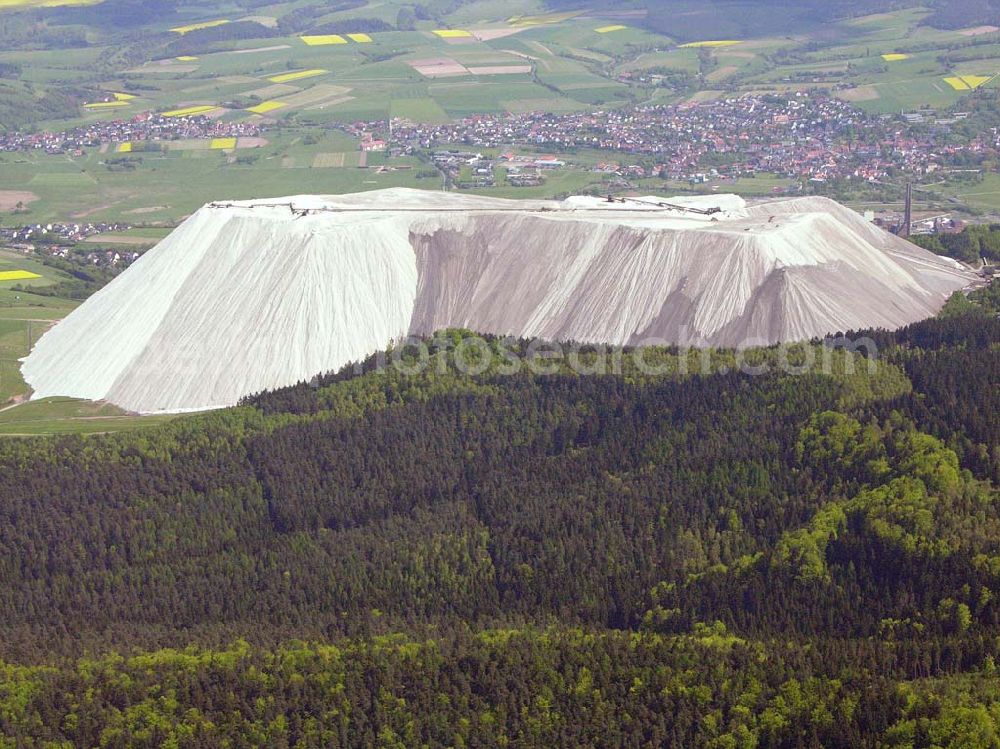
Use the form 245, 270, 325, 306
22, 188, 974, 413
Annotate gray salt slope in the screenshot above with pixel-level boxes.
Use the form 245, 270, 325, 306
21, 188, 974, 413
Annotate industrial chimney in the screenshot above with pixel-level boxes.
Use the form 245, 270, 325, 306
901, 182, 912, 238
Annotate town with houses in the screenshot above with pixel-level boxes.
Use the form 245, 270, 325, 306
0, 93, 994, 189
0, 113, 263, 155
1, 92, 997, 261
0, 221, 142, 271
362, 93, 996, 187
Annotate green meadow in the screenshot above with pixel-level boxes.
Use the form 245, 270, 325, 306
0, 397, 177, 435
0, 250, 78, 404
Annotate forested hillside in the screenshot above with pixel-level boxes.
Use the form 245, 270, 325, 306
0, 301, 998, 746
912, 224, 1000, 265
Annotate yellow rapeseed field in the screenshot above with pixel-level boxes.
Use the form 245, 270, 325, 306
268, 69, 327, 83
162, 105, 221, 117
881, 53, 910, 61
300, 34, 347, 45
679, 40, 741, 48
944, 74, 993, 90
117, 142, 132, 153
0, 270, 42, 281
176, 56, 199, 61
170, 19, 230, 34
84, 101, 130, 109
210, 138, 237, 149
595, 25, 627, 33
432, 29, 473, 38
247, 101, 287, 114
347, 33, 372, 43
112, 92, 136, 101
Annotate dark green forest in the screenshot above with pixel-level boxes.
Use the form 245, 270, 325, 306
0, 292, 998, 746
912, 225, 1000, 265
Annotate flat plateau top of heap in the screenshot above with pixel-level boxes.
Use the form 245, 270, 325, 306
207, 189, 747, 227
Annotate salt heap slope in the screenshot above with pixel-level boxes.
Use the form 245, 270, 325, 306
22, 188, 973, 413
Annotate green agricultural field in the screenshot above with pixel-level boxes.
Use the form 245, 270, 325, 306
0, 46, 102, 86
0, 250, 62, 288
619, 48, 703, 74
653, 173, 799, 197
702, 8, 1000, 112
0, 317, 31, 404
11, 17, 657, 131
0, 397, 177, 435
0, 0, 717, 132
0, 131, 430, 223
84, 227, 174, 243
864, 76, 963, 113
390, 97, 451, 122
2, 0, 998, 136
936, 173, 1000, 213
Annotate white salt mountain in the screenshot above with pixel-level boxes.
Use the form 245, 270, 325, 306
22, 188, 973, 413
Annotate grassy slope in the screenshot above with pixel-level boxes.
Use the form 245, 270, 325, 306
0, 249, 78, 403
0, 397, 176, 434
